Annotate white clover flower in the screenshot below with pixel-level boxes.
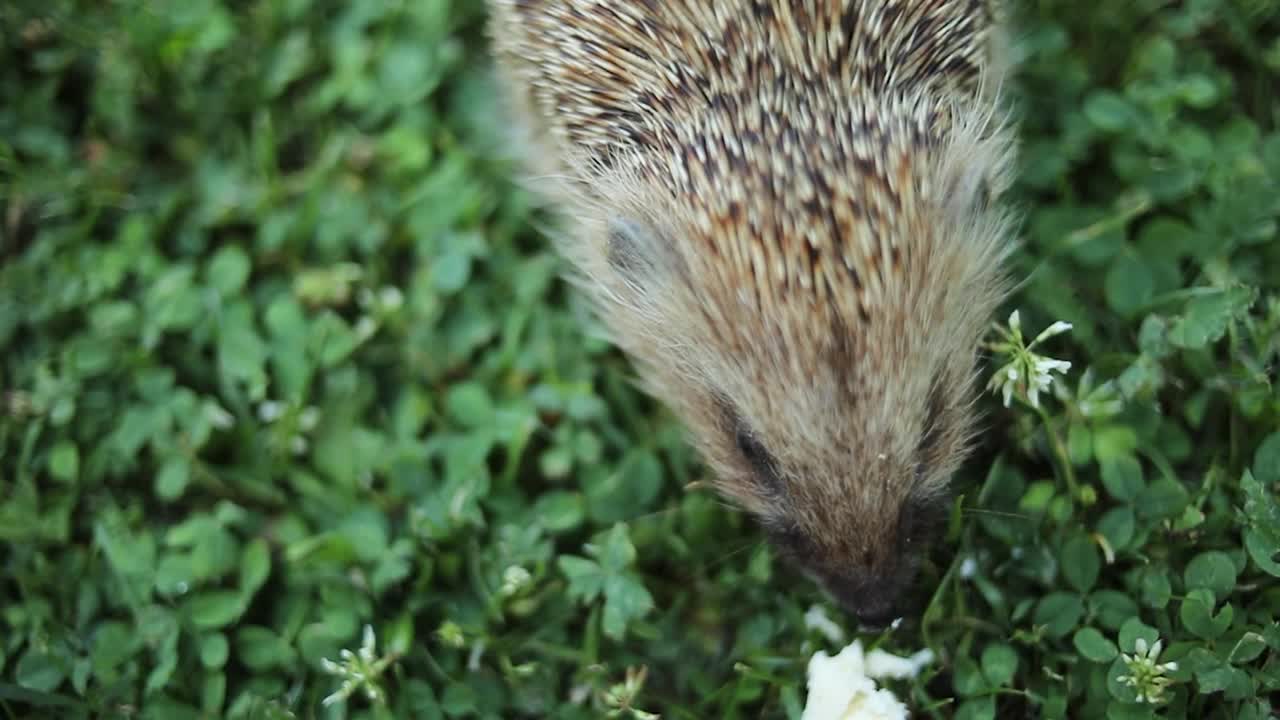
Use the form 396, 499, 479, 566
803, 640, 933, 720
358, 623, 377, 663
1028, 358, 1072, 408
1117, 636, 1179, 704
1034, 320, 1074, 345
600, 666, 659, 719
500, 565, 534, 598
320, 625, 398, 707
987, 311, 1073, 409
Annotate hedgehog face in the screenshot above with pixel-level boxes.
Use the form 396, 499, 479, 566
763, 493, 945, 628
569, 85, 1012, 625
602, 135, 1012, 625
585, 150, 1007, 623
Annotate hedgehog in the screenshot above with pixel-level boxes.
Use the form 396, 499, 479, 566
487, 0, 1018, 627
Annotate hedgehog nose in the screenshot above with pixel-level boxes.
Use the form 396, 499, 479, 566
826, 573, 908, 629
852, 599, 900, 630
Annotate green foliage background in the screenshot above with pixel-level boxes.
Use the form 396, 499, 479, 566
1, 0, 1279, 718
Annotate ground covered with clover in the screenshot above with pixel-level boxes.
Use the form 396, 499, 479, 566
2, 1, 1279, 719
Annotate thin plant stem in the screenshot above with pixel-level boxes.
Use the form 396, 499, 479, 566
1034, 402, 1080, 500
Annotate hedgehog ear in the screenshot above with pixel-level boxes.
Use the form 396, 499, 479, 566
606, 216, 666, 289
943, 161, 994, 218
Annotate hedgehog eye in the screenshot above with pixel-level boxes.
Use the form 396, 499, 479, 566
606, 216, 660, 287
735, 426, 777, 480
717, 396, 784, 493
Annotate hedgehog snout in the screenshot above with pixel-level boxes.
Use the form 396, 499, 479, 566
818, 492, 952, 625
764, 494, 937, 626
769, 527, 918, 628
819, 560, 918, 630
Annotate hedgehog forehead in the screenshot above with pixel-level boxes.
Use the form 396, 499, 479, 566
675, 310, 947, 455
755, 434, 931, 554
715, 375, 964, 548
721, 354, 941, 460
690, 388, 936, 532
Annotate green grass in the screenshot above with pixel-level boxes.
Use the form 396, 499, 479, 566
1, 1, 1279, 718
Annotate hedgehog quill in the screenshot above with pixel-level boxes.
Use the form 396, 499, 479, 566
488, 0, 1019, 626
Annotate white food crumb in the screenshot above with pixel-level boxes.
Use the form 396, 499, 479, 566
805, 605, 846, 644
802, 640, 933, 720
865, 647, 935, 679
